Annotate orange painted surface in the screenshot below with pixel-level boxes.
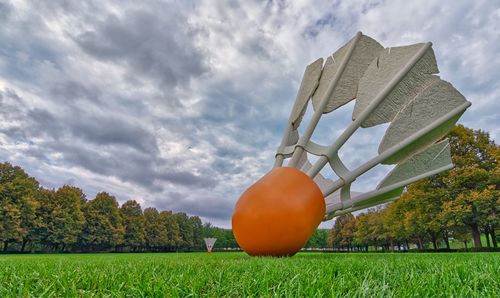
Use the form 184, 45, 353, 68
232, 167, 325, 257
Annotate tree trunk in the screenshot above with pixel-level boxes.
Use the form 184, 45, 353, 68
430, 234, 438, 250
484, 230, 491, 248
491, 228, 497, 248
405, 240, 410, 251
3, 241, 8, 252
463, 241, 468, 250
21, 240, 28, 252
417, 238, 424, 250
470, 224, 482, 248
443, 232, 450, 250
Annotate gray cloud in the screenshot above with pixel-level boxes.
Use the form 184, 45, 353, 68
69, 114, 157, 152
50, 81, 102, 104
153, 190, 235, 221
0, 1, 11, 19
74, 7, 208, 90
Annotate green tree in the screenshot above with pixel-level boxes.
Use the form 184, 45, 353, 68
159, 211, 180, 250
144, 207, 168, 251
352, 213, 371, 250
399, 182, 449, 250
0, 202, 22, 251
305, 229, 328, 248
173, 213, 194, 250
190, 216, 204, 250
120, 200, 145, 251
32, 188, 57, 251
0, 162, 39, 251
46, 186, 86, 251
80, 192, 124, 251
202, 223, 238, 248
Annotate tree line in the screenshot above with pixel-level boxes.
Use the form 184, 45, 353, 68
0, 162, 237, 252
1, 125, 497, 253
328, 125, 498, 251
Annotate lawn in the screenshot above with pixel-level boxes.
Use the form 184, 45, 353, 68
0, 252, 498, 297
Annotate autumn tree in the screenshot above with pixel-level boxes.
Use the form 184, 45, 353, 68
368, 209, 389, 250
373, 125, 498, 250
439, 125, 498, 248
383, 199, 410, 250
397, 181, 450, 250
351, 208, 390, 251
351, 213, 370, 250
328, 213, 355, 250
340, 215, 357, 250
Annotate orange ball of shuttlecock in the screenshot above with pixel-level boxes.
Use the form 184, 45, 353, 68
232, 167, 325, 257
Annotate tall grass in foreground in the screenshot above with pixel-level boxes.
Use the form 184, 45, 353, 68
0, 252, 498, 297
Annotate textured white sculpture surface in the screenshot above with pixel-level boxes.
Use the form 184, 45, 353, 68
313, 35, 383, 113
274, 32, 471, 219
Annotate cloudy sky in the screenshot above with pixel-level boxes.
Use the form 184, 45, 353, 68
0, 0, 498, 228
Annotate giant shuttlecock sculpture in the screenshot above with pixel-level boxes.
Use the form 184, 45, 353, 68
231, 32, 471, 257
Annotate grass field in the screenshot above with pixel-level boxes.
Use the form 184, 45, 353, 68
1, 252, 498, 297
